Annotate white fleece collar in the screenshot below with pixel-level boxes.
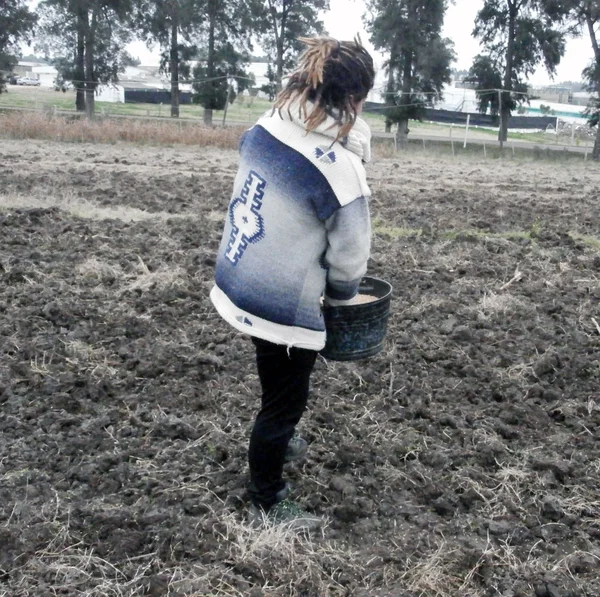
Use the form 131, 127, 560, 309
269, 100, 372, 163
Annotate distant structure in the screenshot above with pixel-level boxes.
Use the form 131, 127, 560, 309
14, 61, 58, 86
453, 77, 594, 108
454, 79, 477, 90
528, 85, 574, 104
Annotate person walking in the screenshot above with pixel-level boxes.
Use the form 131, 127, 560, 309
210, 36, 375, 530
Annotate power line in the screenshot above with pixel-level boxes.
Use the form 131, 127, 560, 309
50, 74, 257, 86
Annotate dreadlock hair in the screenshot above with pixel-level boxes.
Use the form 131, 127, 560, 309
272, 36, 375, 141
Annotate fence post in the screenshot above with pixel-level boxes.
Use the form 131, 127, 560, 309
222, 77, 234, 127
498, 89, 504, 152
483, 141, 487, 158
463, 114, 470, 149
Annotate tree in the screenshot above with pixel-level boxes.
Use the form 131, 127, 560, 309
192, 45, 254, 123
467, 52, 530, 122
471, 0, 572, 143
366, 0, 455, 148
260, 62, 277, 100
257, 0, 329, 91
133, 0, 202, 118
191, 0, 256, 125
0, 0, 37, 92
567, 0, 600, 159
37, 0, 134, 116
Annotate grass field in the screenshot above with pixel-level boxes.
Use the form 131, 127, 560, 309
4, 83, 592, 148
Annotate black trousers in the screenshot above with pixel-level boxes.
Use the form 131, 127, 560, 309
248, 337, 318, 509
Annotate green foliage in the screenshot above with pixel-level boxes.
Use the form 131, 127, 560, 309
468, 55, 502, 115
158, 43, 196, 82
134, 0, 200, 51
366, 0, 455, 128
467, 54, 529, 116
190, 0, 255, 115
122, 53, 141, 68
582, 58, 600, 126
36, 1, 135, 87
133, 0, 203, 112
565, 1, 600, 155
192, 45, 254, 110
470, 0, 570, 128
0, 0, 38, 92
256, 0, 329, 89
260, 63, 277, 101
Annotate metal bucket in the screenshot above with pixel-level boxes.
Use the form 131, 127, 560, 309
320, 276, 393, 361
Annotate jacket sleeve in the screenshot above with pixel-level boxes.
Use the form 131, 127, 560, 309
323, 196, 371, 303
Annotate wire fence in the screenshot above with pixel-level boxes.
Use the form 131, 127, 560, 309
1, 81, 596, 158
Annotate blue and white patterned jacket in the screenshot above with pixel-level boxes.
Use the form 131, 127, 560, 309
210, 102, 372, 350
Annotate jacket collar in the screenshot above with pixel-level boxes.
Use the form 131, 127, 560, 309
266, 99, 372, 163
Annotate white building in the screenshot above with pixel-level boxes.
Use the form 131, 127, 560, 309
436, 84, 589, 123
31, 65, 58, 87
95, 66, 188, 103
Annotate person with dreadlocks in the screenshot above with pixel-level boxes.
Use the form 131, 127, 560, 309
210, 36, 376, 531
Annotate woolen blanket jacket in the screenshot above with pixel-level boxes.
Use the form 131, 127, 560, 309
210, 104, 372, 350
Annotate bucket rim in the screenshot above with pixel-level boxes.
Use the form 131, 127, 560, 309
322, 276, 393, 310
359, 275, 393, 299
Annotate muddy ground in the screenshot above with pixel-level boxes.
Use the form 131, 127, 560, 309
1, 137, 599, 597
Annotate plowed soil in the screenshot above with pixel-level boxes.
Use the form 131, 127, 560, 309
1, 138, 600, 597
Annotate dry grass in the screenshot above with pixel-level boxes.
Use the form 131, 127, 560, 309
8, 491, 595, 597
5, 492, 363, 597
0, 190, 190, 222
473, 290, 529, 320
123, 257, 187, 293
0, 111, 244, 148
76, 258, 124, 283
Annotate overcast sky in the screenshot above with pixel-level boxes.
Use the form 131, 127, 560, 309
126, 0, 593, 85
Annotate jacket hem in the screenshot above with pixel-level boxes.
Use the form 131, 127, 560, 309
210, 285, 326, 351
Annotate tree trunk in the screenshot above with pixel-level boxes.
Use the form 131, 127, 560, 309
395, 49, 413, 150
395, 118, 410, 149
593, 121, 600, 161
204, 4, 216, 126
586, 11, 600, 58
170, 11, 180, 118
586, 12, 600, 160
500, 1, 518, 144
275, 38, 284, 92
269, 0, 286, 92
84, 5, 97, 119
385, 50, 396, 134
75, 7, 85, 112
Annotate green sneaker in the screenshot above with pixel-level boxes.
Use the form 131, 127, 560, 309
248, 499, 323, 532
284, 436, 308, 463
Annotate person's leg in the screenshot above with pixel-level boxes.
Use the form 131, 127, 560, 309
248, 337, 317, 510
